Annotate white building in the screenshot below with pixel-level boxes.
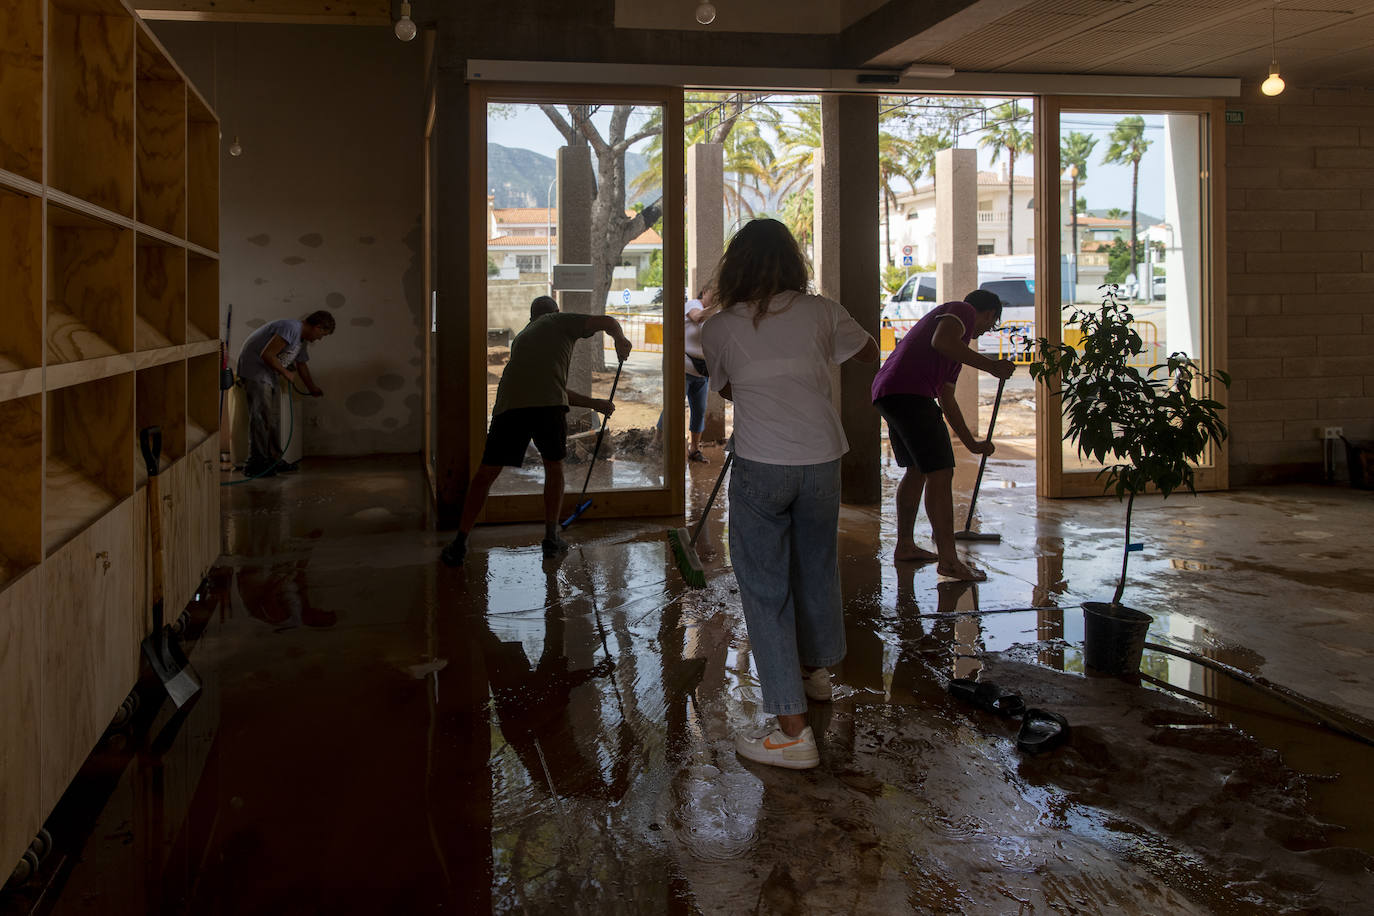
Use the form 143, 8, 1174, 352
486, 201, 662, 279
883, 167, 1075, 267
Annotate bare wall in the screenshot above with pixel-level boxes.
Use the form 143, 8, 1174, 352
152, 21, 426, 456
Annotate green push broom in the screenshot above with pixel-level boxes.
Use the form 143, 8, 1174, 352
668, 449, 732, 587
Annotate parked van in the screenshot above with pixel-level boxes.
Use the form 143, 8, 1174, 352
882, 273, 1034, 330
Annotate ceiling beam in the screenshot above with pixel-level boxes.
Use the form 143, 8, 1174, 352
135, 0, 389, 26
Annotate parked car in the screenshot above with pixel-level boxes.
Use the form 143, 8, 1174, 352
1153, 275, 1166, 300
882, 273, 1035, 334
882, 273, 937, 326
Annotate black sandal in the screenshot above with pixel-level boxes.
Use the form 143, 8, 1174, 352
1016, 708, 1070, 755
948, 678, 1026, 718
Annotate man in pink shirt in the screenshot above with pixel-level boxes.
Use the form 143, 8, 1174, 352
871, 289, 1016, 580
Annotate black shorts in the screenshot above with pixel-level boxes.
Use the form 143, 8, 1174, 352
482, 406, 568, 467
875, 394, 955, 473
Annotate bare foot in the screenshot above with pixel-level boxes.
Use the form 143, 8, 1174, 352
894, 544, 940, 563
937, 559, 987, 581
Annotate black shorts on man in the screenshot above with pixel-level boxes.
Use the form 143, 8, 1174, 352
874, 394, 956, 473
482, 406, 569, 467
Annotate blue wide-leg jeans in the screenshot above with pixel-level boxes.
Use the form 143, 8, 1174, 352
728, 455, 846, 716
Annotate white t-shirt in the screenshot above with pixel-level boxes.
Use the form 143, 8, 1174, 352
702, 292, 873, 465
684, 298, 707, 375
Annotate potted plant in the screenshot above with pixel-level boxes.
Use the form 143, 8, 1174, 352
1027, 285, 1231, 674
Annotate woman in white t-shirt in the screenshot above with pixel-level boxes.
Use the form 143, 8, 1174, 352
701, 219, 879, 770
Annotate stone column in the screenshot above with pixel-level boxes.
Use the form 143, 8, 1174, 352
1164, 114, 1201, 357
689, 142, 728, 442
816, 95, 881, 506
936, 147, 980, 433
557, 145, 596, 425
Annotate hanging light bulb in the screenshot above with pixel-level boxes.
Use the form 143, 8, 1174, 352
395, 0, 417, 41
229, 135, 243, 157
695, 1, 716, 25
1261, 63, 1285, 96
1260, 4, 1285, 96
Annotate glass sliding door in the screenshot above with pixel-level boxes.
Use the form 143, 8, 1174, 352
1036, 97, 1227, 497
469, 85, 685, 523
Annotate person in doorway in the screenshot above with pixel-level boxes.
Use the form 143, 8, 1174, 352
236, 309, 334, 478
702, 218, 879, 770
870, 289, 1015, 581
684, 288, 717, 463
440, 295, 633, 567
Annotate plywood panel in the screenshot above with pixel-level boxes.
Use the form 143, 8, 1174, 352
135, 79, 186, 237
186, 118, 218, 251
0, 188, 43, 371
47, 6, 135, 217
46, 373, 134, 554
0, 568, 43, 873
188, 436, 220, 586
0, 396, 42, 585
186, 351, 218, 447
47, 218, 134, 364
41, 500, 135, 813
186, 252, 217, 341
0, 0, 44, 181
135, 361, 186, 490
136, 243, 186, 348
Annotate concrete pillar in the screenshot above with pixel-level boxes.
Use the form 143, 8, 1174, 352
816, 95, 881, 506
936, 147, 980, 434
1164, 114, 1201, 357
557, 145, 596, 422
689, 142, 728, 442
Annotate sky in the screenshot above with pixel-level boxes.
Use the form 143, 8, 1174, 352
486, 100, 1180, 216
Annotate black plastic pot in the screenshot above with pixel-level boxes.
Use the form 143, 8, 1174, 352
1082, 601, 1153, 675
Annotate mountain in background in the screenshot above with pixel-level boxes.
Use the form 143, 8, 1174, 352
488, 143, 653, 208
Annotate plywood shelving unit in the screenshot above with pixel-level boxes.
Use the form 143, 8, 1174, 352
0, 0, 221, 877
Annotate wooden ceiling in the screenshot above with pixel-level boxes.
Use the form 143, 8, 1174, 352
133, 0, 1374, 87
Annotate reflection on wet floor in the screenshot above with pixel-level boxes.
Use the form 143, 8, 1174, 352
4, 452, 1372, 914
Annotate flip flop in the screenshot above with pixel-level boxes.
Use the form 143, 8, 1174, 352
1016, 708, 1070, 755
947, 678, 1026, 718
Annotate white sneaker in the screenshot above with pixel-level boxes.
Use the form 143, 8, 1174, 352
802, 667, 833, 702
734, 724, 819, 770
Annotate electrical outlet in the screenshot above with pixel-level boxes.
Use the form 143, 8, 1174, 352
1322, 426, 1344, 440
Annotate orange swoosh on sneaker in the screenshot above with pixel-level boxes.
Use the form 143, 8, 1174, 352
762, 736, 803, 750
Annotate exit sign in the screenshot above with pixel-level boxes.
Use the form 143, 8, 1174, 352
1225, 110, 1244, 124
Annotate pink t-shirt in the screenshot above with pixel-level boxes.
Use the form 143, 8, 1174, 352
871, 301, 976, 401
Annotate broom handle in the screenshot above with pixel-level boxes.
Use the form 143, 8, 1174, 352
577, 359, 624, 497
962, 376, 1006, 533
690, 450, 732, 548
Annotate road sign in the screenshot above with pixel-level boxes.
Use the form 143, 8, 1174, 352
902, 245, 913, 256
621, 289, 632, 305
902, 255, 913, 266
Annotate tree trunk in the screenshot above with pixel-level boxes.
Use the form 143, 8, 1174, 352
884, 189, 893, 267
1113, 489, 1135, 606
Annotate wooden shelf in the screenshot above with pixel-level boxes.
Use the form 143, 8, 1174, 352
136, 241, 185, 349
187, 351, 219, 448
135, 27, 185, 238
0, 396, 42, 586
47, 203, 134, 365
186, 88, 218, 252
45, 373, 133, 555
135, 360, 185, 486
187, 251, 218, 342
0, 0, 44, 182
47, 0, 135, 218
0, 187, 43, 373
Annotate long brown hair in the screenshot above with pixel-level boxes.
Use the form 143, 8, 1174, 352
713, 219, 810, 327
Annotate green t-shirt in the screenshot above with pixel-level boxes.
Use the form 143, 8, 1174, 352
492, 312, 595, 415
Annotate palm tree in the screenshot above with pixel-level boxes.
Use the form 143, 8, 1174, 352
1060, 131, 1098, 294
978, 101, 1033, 255
1102, 115, 1152, 281
877, 127, 920, 267
769, 102, 823, 204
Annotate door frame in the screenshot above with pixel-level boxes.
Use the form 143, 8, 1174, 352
467, 83, 686, 523
1035, 96, 1229, 498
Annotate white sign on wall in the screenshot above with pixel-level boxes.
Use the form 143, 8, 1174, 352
552, 264, 595, 291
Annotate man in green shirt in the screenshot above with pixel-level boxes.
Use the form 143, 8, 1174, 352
442, 296, 633, 566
